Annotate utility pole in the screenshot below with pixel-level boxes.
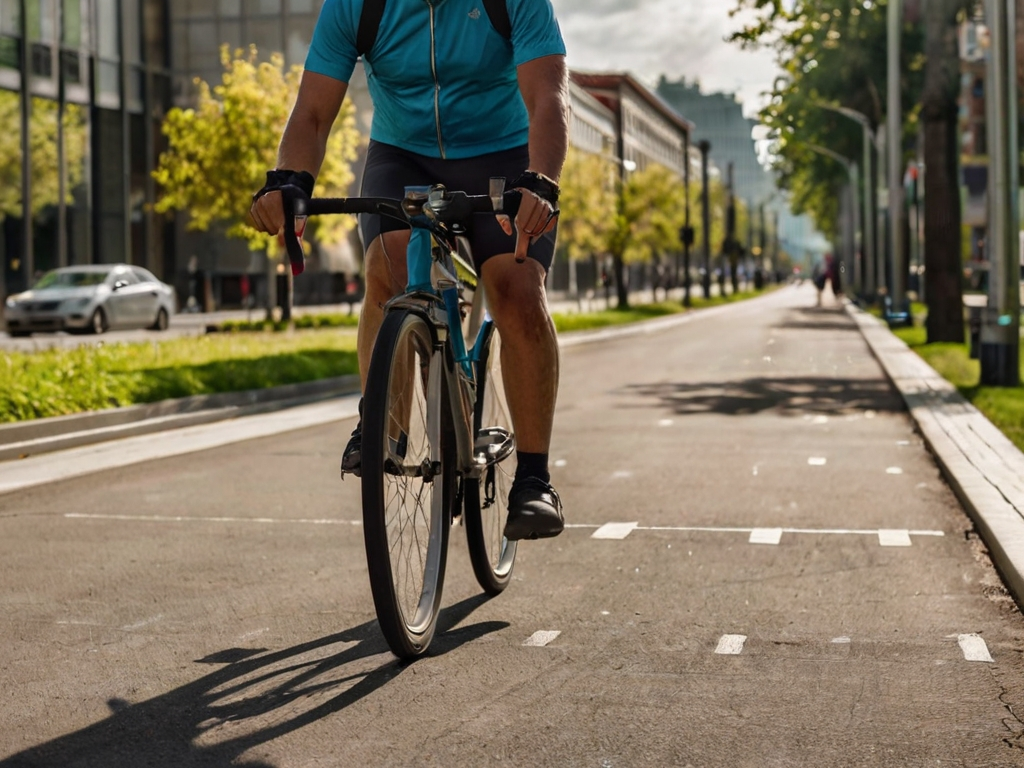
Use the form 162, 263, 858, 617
681, 134, 693, 307
887, 0, 908, 323
698, 140, 712, 299
980, 0, 1020, 385
724, 162, 738, 295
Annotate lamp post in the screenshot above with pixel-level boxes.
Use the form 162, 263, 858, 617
980, 0, 1020, 385
698, 140, 712, 299
887, 0, 909, 324
681, 136, 694, 307
813, 102, 879, 302
805, 143, 860, 293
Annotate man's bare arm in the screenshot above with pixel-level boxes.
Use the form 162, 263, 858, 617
506, 54, 569, 260
250, 71, 349, 235
517, 54, 569, 183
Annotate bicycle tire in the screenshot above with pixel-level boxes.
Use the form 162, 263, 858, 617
463, 323, 518, 595
362, 309, 455, 658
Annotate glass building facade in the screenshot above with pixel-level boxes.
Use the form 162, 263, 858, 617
0, 0, 329, 305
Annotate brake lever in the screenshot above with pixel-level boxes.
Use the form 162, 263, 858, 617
280, 186, 309, 276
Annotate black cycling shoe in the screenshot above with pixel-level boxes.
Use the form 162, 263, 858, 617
503, 477, 564, 541
340, 400, 363, 478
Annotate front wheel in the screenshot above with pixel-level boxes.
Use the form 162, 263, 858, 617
361, 309, 454, 659
150, 307, 169, 331
464, 323, 518, 595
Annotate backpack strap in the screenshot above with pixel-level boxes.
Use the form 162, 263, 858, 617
356, 0, 387, 58
482, 0, 511, 40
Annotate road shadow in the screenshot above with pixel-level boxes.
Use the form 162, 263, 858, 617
772, 305, 860, 333
626, 375, 905, 417
1, 594, 504, 768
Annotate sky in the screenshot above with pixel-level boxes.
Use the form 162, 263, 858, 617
549, 0, 781, 118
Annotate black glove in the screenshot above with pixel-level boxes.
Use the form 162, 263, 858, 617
252, 169, 315, 203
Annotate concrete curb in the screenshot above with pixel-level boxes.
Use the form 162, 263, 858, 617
848, 303, 1024, 606
0, 376, 360, 462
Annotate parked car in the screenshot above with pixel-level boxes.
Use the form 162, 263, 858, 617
4, 264, 176, 337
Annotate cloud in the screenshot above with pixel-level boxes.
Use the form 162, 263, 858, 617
550, 0, 779, 116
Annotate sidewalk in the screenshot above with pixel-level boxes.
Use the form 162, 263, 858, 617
850, 303, 1024, 605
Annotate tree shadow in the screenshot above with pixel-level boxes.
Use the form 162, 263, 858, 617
626, 375, 905, 417
772, 305, 860, 333
2, 595, 503, 768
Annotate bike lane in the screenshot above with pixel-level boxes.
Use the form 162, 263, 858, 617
2, 284, 1023, 767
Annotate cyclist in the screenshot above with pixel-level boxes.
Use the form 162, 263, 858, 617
249, 0, 569, 541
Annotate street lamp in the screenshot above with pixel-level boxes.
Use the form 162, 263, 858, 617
804, 143, 860, 296
696, 140, 713, 299
813, 101, 879, 303
887, 0, 909, 324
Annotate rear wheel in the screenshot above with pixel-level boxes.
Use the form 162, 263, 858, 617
464, 323, 518, 595
89, 308, 107, 335
361, 309, 454, 659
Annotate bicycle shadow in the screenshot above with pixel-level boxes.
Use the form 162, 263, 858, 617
1, 595, 503, 768
626, 375, 905, 417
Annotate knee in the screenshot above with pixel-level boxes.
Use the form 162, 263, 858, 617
487, 276, 550, 340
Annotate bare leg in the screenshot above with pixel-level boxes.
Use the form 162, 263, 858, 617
479, 254, 559, 455
357, 230, 411, 389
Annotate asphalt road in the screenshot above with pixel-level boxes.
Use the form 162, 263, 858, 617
3, 285, 1024, 767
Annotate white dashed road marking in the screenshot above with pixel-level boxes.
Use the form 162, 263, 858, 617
878, 529, 913, 547
808, 457, 827, 466
592, 522, 639, 540
524, 631, 561, 647
715, 635, 747, 655
886, 467, 904, 475
749, 528, 783, 545
957, 634, 994, 663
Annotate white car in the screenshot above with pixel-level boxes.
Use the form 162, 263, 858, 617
4, 264, 176, 337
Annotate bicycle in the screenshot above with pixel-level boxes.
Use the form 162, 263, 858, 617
281, 180, 522, 659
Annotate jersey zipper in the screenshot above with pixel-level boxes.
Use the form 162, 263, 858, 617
427, 0, 446, 158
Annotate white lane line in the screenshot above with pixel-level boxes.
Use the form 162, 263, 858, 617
611, 470, 633, 479
0, 398, 360, 496
658, 419, 674, 427
524, 630, 561, 647
121, 615, 164, 631
957, 634, 994, 663
749, 528, 783, 545
831, 637, 852, 644
808, 457, 827, 466
715, 635, 747, 655
886, 467, 904, 475
642, 525, 944, 538
66, 513, 362, 526
592, 522, 638, 540
878, 529, 913, 547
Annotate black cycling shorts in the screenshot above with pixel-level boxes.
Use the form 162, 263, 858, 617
358, 140, 557, 272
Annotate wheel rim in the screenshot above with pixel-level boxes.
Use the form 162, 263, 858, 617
475, 330, 517, 578
379, 318, 446, 634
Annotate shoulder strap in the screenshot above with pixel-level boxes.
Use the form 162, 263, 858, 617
356, 0, 387, 58
482, 0, 511, 40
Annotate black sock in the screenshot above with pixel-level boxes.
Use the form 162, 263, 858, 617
515, 452, 550, 485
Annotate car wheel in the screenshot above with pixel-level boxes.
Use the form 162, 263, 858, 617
150, 307, 169, 332
90, 308, 108, 335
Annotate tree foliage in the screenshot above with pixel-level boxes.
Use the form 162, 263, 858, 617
729, 0, 924, 237
153, 46, 360, 252
557, 146, 618, 261
0, 92, 87, 219
612, 163, 687, 263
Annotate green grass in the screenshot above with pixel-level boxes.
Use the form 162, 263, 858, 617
2, 288, 773, 423
891, 315, 1024, 452
551, 289, 768, 333
0, 331, 359, 423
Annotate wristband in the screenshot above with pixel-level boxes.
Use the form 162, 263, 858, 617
510, 170, 560, 205
252, 169, 315, 203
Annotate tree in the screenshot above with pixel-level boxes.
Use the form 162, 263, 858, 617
607, 163, 686, 308
729, 0, 923, 233
920, 0, 972, 342
557, 146, 618, 262
153, 46, 360, 319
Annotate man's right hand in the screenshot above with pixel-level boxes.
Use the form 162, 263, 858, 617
249, 169, 316, 236
250, 189, 285, 236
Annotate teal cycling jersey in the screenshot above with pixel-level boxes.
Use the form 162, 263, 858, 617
305, 0, 566, 159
